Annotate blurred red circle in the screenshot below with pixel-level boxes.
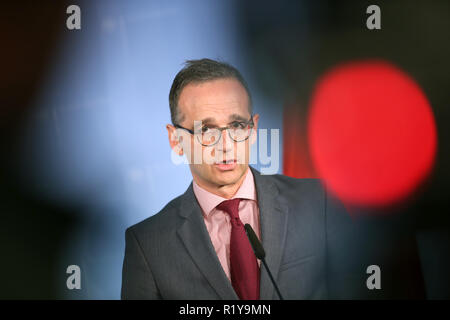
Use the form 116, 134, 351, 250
308, 60, 437, 207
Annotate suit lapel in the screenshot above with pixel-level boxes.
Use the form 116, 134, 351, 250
251, 167, 289, 300
176, 184, 238, 300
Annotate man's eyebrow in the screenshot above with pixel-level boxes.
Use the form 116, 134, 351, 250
228, 114, 249, 122
195, 114, 250, 126
198, 117, 216, 125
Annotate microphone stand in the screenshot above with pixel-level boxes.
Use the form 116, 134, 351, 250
244, 223, 284, 300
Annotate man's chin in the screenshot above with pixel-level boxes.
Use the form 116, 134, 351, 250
211, 163, 247, 184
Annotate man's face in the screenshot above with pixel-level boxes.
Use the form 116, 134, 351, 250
167, 78, 259, 190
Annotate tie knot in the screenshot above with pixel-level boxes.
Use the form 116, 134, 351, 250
217, 198, 241, 219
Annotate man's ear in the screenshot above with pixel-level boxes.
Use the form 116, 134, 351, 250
249, 113, 259, 145
166, 124, 184, 156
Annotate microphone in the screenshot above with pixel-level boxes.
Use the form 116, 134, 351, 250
244, 223, 284, 300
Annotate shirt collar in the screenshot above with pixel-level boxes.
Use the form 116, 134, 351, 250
192, 167, 257, 217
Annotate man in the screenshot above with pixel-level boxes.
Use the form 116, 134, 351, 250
121, 59, 409, 300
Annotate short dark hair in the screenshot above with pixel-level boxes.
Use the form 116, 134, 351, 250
169, 58, 252, 125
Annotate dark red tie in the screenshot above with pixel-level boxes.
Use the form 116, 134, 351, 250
217, 198, 260, 300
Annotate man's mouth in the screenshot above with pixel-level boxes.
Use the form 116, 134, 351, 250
214, 159, 237, 171
216, 159, 236, 164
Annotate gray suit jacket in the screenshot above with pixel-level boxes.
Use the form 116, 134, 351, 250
121, 166, 349, 300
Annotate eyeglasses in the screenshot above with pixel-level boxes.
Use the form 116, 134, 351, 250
174, 116, 254, 147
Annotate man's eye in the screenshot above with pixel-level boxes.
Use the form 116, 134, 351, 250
201, 126, 211, 133
231, 122, 245, 129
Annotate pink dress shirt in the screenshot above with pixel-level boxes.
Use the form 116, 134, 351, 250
192, 167, 261, 281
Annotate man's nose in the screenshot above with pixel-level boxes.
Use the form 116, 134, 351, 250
217, 129, 233, 152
